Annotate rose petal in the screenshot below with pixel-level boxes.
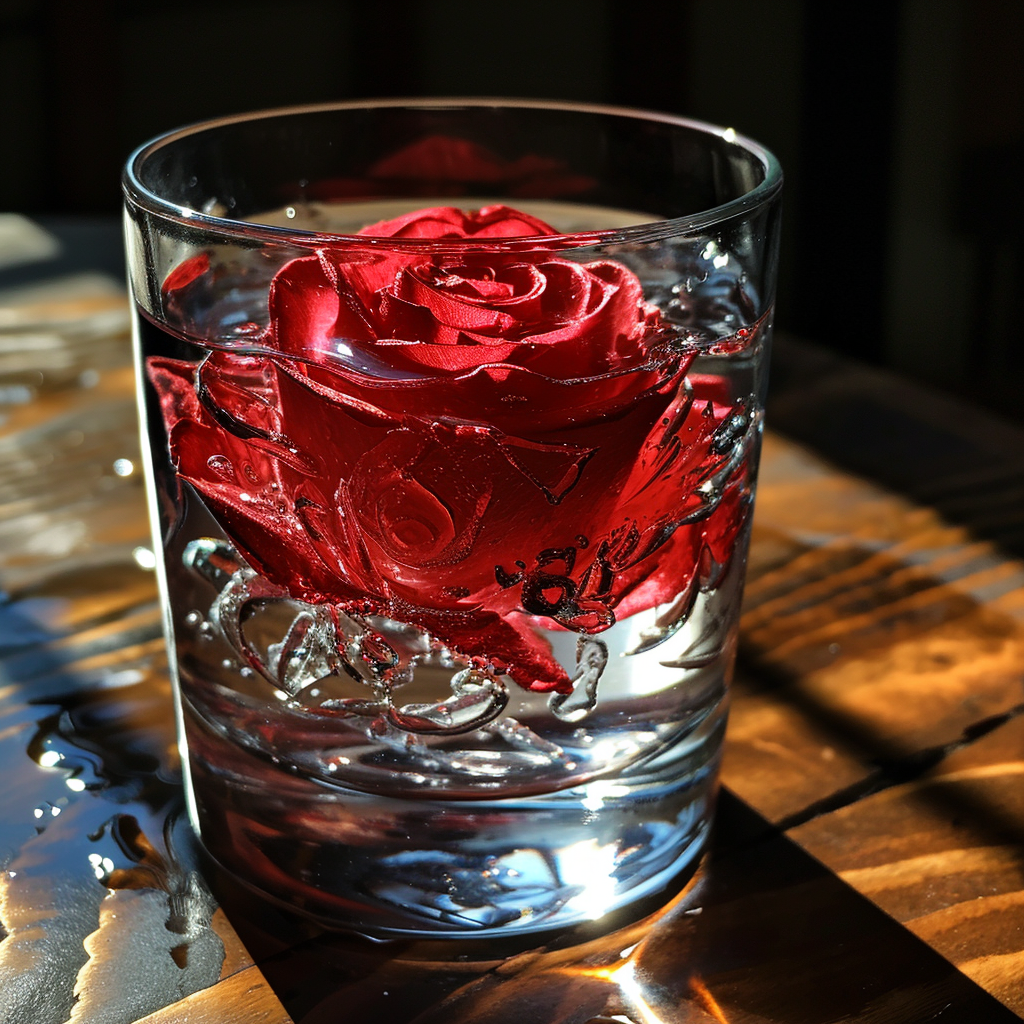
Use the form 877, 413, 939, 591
292, 348, 678, 435
469, 205, 561, 238
268, 255, 342, 357
375, 334, 523, 372
357, 204, 558, 240
148, 356, 365, 602
390, 273, 519, 337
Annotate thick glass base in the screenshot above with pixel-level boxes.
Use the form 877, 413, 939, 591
183, 700, 723, 939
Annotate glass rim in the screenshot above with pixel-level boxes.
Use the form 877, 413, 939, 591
122, 97, 783, 250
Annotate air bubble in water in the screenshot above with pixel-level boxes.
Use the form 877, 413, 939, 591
665, 297, 693, 324
206, 455, 233, 479
32, 801, 63, 832
487, 717, 571, 765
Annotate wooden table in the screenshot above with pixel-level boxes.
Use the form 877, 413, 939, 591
0, 251, 1021, 1021
734, 337, 1024, 1013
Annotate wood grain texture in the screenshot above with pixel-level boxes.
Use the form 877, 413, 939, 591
726, 430, 1024, 1015
790, 713, 1024, 1013
131, 966, 294, 1024
727, 432, 1024, 820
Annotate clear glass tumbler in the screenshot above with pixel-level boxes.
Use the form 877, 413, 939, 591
123, 100, 781, 938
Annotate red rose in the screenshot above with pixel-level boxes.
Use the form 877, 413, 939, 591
148, 206, 750, 694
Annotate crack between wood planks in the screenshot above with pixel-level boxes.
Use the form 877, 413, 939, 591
773, 700, 1024, 833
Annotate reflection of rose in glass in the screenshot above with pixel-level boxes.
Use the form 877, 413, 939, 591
149, 205, 751, 694
305, 134, 597, 201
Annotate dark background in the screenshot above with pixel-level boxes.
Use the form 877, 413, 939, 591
2, 0, 1021, 422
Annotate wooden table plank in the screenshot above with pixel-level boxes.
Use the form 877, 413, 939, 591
789, 713, 1024, 1013
131, 965, 294, 1024
726, 432, 1024, 823
721, 349, 1024, 1016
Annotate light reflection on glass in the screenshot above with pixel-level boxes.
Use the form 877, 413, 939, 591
582, 780, 632, 812
560, 838, 619, 920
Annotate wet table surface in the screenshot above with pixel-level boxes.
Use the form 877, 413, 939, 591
1, 221, 1022, 1022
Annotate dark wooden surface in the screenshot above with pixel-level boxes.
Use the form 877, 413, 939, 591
735, 335, 1024, 1012
1, 242, 1022, 1020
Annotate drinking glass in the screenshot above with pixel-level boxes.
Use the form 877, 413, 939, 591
123, 99, 781, 937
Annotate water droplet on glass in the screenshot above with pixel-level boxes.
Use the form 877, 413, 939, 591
206, 455, 234, 479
